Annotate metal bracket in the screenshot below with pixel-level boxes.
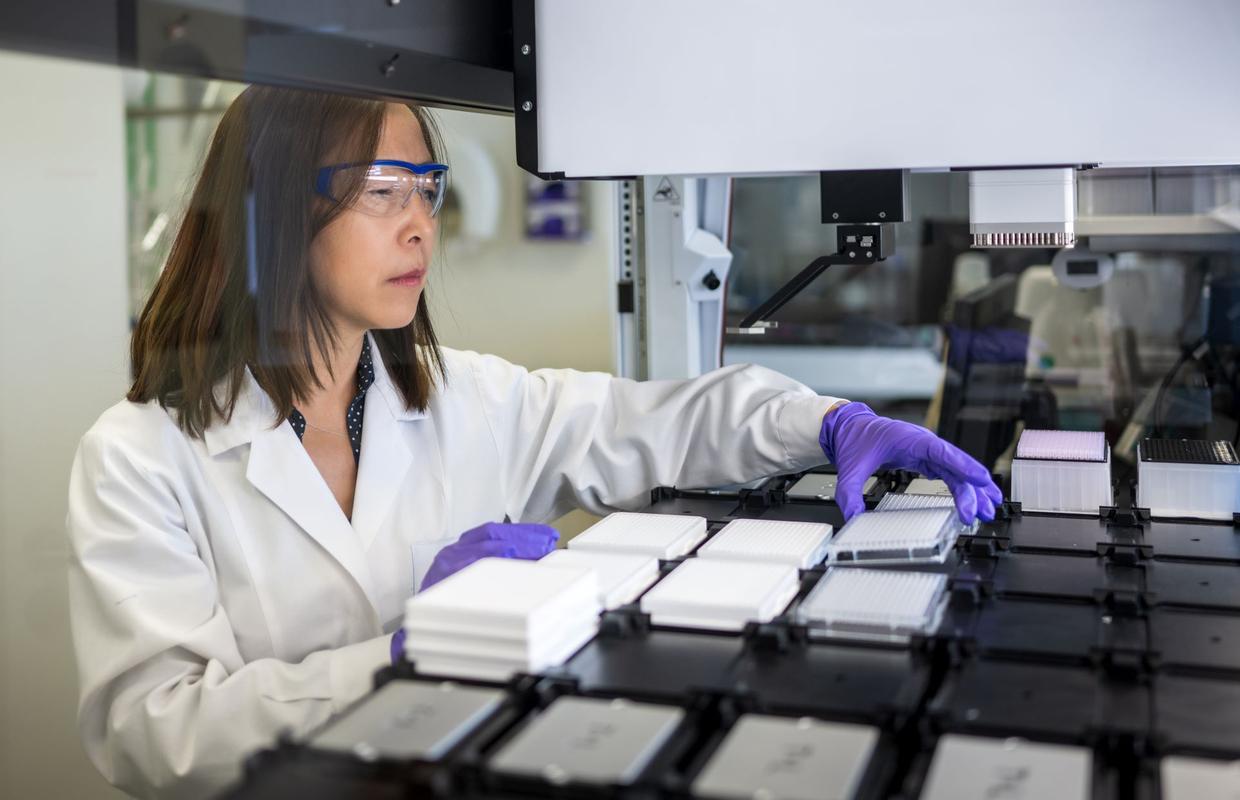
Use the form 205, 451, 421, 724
727, 223, 895, 334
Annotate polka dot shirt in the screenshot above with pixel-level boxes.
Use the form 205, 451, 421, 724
288, 340, 376, 465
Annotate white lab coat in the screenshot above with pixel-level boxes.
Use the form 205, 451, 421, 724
67, 337, 841, 799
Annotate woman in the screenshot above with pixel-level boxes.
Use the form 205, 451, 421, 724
67, 86, 1000, 799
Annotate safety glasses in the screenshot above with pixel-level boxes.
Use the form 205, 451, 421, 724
315, 159, 449, 218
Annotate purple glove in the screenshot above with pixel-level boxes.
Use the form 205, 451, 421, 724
820, 402, 1003, 525
391, 522, 560, 665
422, 522, 559, 591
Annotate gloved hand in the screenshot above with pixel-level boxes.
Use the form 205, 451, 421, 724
820, 402, 1002, 525
423, 522, 559, 591
391, 522, 560, 665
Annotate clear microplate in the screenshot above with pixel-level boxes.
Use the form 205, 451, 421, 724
797, 567, 947, 643
826, 507, 965, 565
1012, 448, 1112, 514
488, 696, 684, 786
1016, 429, 1107, 461
919, 735, 1091, 800
905, 477, 952, 496
1138, 439, 1240, 521
696, 518, 834, 569
405, 559, 600, 644
787, 473, 877, 501
537, 549, 661, 609
1162, 755, 1240, 800
309, 680, 504, 761
567, 512, 707, 559
640, 558, 800, 632
875, 492, 956, 512
691, 714, 878, 800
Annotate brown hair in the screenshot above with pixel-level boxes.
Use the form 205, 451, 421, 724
127, 85, 446, 437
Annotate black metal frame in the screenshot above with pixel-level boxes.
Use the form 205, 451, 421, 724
0, 0, 516, 112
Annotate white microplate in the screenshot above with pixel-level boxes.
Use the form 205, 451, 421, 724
827, 507, 962, 564
905, 478, 952, 496
1162, 756, 1240, 800
404, 559, 601, 681
411, 623, 597, 682
1016, 429, 1107, 462
568, 512, 707, 558
405, 558, 599, 639
538, 549, 660, 609
1012, 431, 1112, 514
696, 519, 834, 569
1138, 439, 1240, 522
920, 735, 1091, 800
640, 558, 799, 632
691, 714, 878, 800
876, 492, 956, 512
799, 568, 946, 639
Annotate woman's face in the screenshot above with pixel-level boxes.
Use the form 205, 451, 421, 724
309, 104, 438, 338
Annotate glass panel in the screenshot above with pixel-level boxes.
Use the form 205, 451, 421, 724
725, 170, 1240, 480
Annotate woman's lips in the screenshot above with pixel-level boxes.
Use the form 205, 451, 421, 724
388, 269, 426, 287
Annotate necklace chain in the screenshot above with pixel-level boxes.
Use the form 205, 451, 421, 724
302, 418, 349, 438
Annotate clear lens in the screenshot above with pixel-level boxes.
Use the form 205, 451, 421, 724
329, 164, 446, 217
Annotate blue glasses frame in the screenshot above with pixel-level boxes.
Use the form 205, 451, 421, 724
314, 159, 449, 206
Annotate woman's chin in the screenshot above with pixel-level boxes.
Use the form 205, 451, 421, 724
370, 310, 419, 331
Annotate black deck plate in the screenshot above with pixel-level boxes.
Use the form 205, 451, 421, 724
1149, 610, 1240, 675
1145, 560, 1240, 611
730, 642, 927, 724
1144, 521, 1240, 564
561, 630, 743, 701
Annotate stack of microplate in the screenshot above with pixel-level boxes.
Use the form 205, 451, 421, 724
799, 567, 948, 641
567, 512, 707, 558
618, 518, 831, 631
696, 518, 834, 569
404, 558, 601, 681
826, 506, 965, 564
536, 548, 660, 610
1011, 429, 1111, 514
640, 558, 800, 631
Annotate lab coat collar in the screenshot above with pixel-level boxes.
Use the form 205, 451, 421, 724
202, 333, 426, 456
365, 332, 429, 423
351, 333, 420, 551
201, 333, 432, 615
202, 369, 278, 457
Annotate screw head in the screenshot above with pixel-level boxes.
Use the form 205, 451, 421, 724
521, 44, 531, 55
831, 212, 840, 220
866, 251, 873, 258
849, 250, 856, 258
521, 100, 534, 112
879, 211, 887, 219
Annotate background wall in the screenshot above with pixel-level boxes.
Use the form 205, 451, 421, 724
429, 107, 616, 374
0, 50, 132, 799
0, 57, 613, 798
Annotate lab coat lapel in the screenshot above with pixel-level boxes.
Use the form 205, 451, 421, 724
245, 423, 376, 604
351, 336, 427, 551
216, 370, 375, 607
351, 387, 413, 552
